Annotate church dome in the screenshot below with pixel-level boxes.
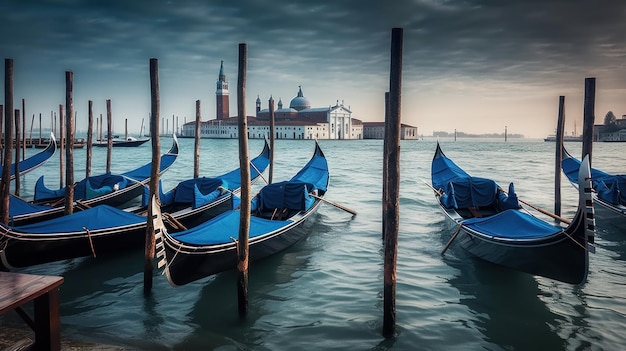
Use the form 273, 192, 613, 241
289, 86, 311, 111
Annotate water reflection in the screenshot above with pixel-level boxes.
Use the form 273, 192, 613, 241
172, 216, 323, 350
445, 255, 567, 350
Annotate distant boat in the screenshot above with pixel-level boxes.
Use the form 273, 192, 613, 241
544, 135, 583, 142
93, 136, 150, 147
545, 123, 582, 142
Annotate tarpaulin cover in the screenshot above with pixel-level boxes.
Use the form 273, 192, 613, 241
171, 210, 292, 245
257, 181, 315, 212
9, 195, 53, 217
563, 152, 626, 205
13, 205, 145, 234
463, 209, 561, 239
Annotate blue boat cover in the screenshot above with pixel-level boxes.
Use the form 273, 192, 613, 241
432, 145, 520, 210
439, 176, 498, 209
171, 210, 292, 245
12, 205, 145, 234
9, 195, 53, 217
34, 145, 178, 201
563, 154, 626, 205
254, 181, 315, 212
463, 209, 561, 239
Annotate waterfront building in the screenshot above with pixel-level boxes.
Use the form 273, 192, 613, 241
362, 121, 419, 140
181, 62, 424, 140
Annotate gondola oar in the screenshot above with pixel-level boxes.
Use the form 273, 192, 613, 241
420, 178, 443, 196
310, 193, 357, 216
441, 222, 462, 256
498, 186, 571, 225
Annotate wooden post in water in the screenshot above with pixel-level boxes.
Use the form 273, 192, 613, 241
582, 78, 595, 165
504, 126, 508, 142
64, 71, 75, 215
0, 59, 14, 224
106, 99, 112, 173
144, 58, 161, 296
0, 107, 3, 168
99, 113, 103, 143
125, 118, 128, 140
383, 27, 402, 338
194, 100, 201, 178
21, 99, 25, 159
58, 104, 64, 188
382, 91, 389, 241
29, 113, 34, 149
236, 43, 251, 318
0, 107, 2, 167
86, 100, 94, 178
268, 96, 275, 184
554, 96, 565, 216
454, 128, 457, 141
14, 109, 20, 196
38, 113, 42, 145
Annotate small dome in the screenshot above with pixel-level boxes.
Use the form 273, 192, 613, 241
289, 86, 311, 111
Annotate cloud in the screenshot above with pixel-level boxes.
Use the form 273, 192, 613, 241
1, 0, 626, 137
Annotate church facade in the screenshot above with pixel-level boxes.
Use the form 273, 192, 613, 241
181, 61, 363, 139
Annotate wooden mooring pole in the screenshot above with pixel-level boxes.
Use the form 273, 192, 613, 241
194, 100, 201, 178
1, 59, 13, 224
86, 100, 94, 178
13, 109, 20, 196
58, 104, 64, 189
268, 96, 275, 184
554, 96, 565, 216
237, 42, 251, 318
64, 71, 75, 215
582, 78, 595, 165
144, 58, 161, 296
383, 27, 403, 338
382, 91, 389, 240
21, 99, 25, 159
106, 99, 112, 173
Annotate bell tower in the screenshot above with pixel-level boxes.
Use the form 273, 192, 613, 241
216, 60, 229, 120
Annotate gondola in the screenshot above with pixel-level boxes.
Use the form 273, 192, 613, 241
154, 140, 329, 286
562, 147, 626, 225
93, 136, 150, 147
34, 135, 178, 206
430, 142, 595, 285
0, 204, 148, 269
0, 142, 271, 269
10, 136, 179, 226
3, 133, 57, 181
149, 139, 271, 228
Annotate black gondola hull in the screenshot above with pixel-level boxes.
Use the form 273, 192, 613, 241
162, 203, 321, 286
0, 225, 146, 269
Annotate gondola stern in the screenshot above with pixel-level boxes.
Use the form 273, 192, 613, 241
564, 154, 596, 253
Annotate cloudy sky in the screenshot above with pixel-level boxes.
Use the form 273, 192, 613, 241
1, 0, 625, 138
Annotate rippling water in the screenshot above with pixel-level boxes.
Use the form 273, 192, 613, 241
5, 137, 626, 350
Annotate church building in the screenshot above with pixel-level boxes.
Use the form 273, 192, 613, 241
180, 62, 364, 140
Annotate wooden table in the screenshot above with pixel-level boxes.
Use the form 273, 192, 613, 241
0, 271, 64, 351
